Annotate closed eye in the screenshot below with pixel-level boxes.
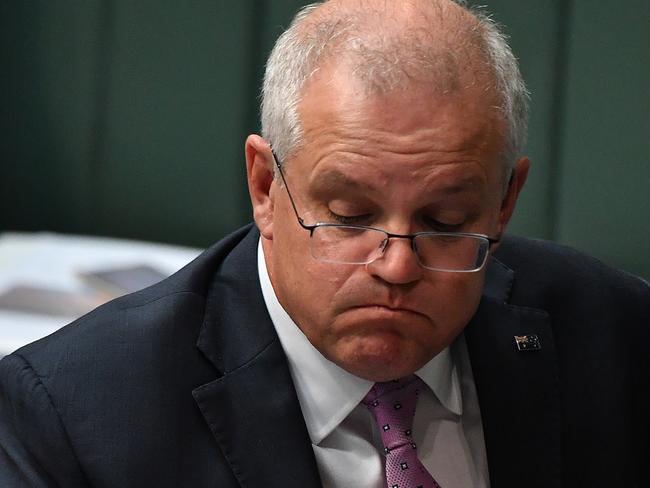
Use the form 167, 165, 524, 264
327, 210, 372, 225
422, 216, 464, 232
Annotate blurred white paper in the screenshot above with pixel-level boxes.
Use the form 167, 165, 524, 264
0, 232, 202, 356
0, 285, 105, 317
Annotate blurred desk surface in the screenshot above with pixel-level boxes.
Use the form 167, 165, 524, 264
0, 232, 202, 357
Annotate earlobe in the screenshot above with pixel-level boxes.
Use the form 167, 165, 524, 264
245, 135, 275, 240
498, 156, 530, 235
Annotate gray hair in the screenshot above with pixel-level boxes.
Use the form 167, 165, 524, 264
261, 0, 529, 172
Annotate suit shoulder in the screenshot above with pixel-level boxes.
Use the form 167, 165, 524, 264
11, 224, 257, 373
494, 235, 649, 311
12, 287, 206, 378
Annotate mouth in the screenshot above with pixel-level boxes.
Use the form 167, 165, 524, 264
334, 304, 433, 341
347, 304, 427, 319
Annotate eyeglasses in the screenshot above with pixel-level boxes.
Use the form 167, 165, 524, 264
271, 151, 499, 272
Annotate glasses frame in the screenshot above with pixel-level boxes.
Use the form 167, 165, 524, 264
270, 150, 500, 272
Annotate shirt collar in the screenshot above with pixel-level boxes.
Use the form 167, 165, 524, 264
257, 239, 463, 445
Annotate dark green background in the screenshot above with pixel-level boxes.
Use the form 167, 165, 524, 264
1, 1, 648, 278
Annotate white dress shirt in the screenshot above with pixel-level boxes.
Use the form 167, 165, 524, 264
258, 240, 490, 487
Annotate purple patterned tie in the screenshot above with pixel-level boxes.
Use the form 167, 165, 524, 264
363, 376, 442, 488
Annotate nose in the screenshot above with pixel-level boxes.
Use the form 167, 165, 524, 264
366, 237, 423, 284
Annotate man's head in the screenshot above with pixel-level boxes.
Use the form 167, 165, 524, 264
261, 0, 529, 176
246, 0, 530, 382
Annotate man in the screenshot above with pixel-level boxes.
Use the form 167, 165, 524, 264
1, 0, 648, 487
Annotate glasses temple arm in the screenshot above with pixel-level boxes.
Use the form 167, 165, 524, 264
271, 150, 309, 228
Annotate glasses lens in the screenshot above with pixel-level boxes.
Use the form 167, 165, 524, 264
310, 226, 490, 272
310, 225, 387, 264
414, 234, 489, 271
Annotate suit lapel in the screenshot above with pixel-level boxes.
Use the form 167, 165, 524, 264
192, 343, 322, 488
192, 228, 321, 487
465, 257, 561, 487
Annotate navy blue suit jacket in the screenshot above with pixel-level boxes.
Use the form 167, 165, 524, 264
1, 224, 648, 487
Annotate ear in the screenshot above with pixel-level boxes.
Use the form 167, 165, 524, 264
245, 134, 275, 240
497, 156, 530, 236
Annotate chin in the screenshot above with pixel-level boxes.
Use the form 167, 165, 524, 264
334, 333, 434, 382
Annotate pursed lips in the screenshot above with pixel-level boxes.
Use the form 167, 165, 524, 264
347, 303, 427, 319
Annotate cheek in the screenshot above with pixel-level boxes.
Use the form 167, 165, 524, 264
269, 216, 355, 332
272, 199, 351, 294
426, 272, 485, 328
275, 263, 360, 353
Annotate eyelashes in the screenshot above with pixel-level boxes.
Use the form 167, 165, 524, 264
326, 210, 371, 225
326, 209, 465, 232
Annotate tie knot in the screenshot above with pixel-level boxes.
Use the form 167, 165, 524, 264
363, 375, 423, 407
362, 376, 424, 449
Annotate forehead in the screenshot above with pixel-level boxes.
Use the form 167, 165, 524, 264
292, 63, 507, 192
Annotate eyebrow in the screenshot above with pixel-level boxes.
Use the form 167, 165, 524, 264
311, 170, 376, 193
311, 168, 486, 196
433, 176, 486, 195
